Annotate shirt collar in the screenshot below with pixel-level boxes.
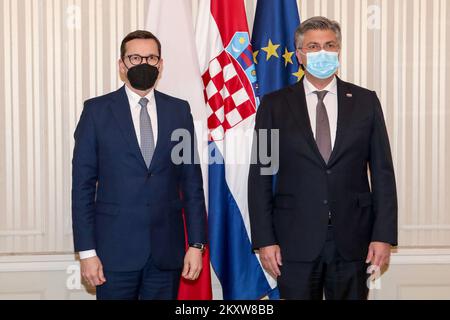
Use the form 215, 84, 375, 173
303, 76, 337, 96
124, 84, 155, 108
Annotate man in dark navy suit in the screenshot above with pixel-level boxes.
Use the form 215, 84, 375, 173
248, 17, 397, 300
72, 30, 207, 300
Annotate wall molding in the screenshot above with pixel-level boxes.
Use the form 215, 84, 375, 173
0, 254, 78, 272
1, 248, 450, 273
401, 225, 450, 230
0, 230, 44, 236
390, 248, 450, 265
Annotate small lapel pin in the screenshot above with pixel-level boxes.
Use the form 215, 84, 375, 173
346, 93, 352, 98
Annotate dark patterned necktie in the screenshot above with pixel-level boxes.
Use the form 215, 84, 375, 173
314, 91, 331, 163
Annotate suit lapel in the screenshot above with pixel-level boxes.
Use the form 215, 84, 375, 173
328, 77, 356, 166
285, 78, 326, 166
109, 86, 148, 170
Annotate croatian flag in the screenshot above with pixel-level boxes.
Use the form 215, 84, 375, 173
195, 0, 277, 299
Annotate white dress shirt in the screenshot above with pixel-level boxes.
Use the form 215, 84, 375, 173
79, 85, 159, 260
303, 76, 338, 149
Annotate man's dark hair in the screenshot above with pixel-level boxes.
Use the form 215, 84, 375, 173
295, 16, 342, 49
120, 30, 161, 58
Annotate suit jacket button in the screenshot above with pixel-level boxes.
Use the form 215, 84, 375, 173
326, 170, 332, 175
323, 200, 328, 205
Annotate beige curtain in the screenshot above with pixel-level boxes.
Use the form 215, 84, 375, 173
1, 0, 449, 254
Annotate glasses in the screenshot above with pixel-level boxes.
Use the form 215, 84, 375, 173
298, 42, 340, 53
126, 54, 160, 66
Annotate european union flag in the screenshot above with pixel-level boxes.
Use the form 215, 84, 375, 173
250, 1, 301, 299
251, 0, 302, 98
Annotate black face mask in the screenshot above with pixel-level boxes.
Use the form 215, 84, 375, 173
125, 63, 159, 91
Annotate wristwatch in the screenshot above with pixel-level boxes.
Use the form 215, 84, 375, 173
189, 243, 206, 253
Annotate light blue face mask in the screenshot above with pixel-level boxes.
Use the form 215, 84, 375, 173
305, 50, 340, 79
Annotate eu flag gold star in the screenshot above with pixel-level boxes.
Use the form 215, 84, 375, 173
253, 50, 259, 64
292, 67, 304, 82
282, 48, 294, 67
262, 39, 280, 61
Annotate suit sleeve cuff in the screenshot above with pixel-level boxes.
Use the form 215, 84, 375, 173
78, 249, 97, 260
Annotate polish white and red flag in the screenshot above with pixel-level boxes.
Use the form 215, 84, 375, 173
146, 0, 212, 300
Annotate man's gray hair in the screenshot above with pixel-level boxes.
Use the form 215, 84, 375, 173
294, 16, 342, 49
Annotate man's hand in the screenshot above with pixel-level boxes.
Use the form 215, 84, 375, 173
80, 256, 106, 287
182, 247, 203, 281
259, 245, 282, 279
366, 241, 391, 269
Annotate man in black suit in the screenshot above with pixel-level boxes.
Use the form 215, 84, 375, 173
248, 16, 397, 300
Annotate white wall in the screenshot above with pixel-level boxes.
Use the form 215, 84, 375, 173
1, 0, 450, 299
